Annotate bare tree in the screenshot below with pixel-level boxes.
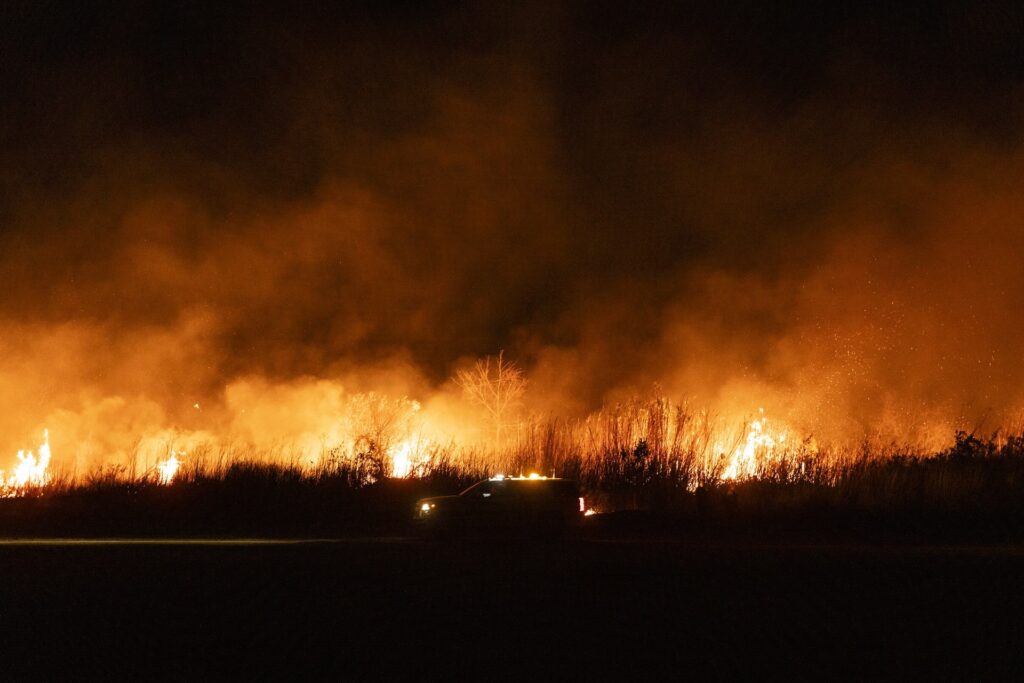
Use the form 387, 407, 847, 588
345, 393, 419, 481
455, 351, 527, 449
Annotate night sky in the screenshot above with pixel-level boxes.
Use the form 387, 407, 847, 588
2, 2, 1024, 456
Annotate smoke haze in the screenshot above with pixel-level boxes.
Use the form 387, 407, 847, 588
2, 2, 1024, 467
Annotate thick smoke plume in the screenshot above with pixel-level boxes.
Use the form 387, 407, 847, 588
2, 3, 1023, 470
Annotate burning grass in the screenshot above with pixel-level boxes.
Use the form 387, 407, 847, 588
4, 399, 1024, 540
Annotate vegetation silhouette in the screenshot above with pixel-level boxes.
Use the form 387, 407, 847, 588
4, 415, 1024, 542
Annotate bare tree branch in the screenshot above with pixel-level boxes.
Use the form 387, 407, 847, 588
454, 351, 527, 448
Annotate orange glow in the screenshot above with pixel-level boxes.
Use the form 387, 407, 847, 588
720, 410, 788, 481
0, 398, 950, 497
156, 451, 183, 485
388, 436, 432, 478
2, 430, 51, 496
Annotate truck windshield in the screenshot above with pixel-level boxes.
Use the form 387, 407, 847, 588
461, 480, 512, 497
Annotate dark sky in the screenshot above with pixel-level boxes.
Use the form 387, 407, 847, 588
2, 1, 1024, 445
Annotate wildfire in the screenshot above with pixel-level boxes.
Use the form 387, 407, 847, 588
156, 451, 183, 485
2, 429, 52, 495
720, 410, 787, 480
389, 436, 431, 478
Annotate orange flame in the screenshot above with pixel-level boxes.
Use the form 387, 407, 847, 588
156, 451, 182, 485
388, 436, 432, 478
2, 429, 51, 495
720, 410, 787, 480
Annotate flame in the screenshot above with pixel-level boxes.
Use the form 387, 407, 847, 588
2, 430, 52, 495
720, 410, 787, 480
156, 451, 183, 485
389, 436, 431, 478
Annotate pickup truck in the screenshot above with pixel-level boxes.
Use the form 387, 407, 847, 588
414, 475, 585, 538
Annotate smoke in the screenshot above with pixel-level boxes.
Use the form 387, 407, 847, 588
2, 3, 1024, 466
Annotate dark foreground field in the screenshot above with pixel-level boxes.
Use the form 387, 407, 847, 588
2, 538, 1023, 680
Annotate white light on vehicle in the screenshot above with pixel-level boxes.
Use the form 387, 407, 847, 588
528, 473, 540, 480
420, 503, 432, 512
579, 497, 585, 513
491, 474, 505, 481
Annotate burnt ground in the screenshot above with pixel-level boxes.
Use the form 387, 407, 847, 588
2, 538, 1023, 680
